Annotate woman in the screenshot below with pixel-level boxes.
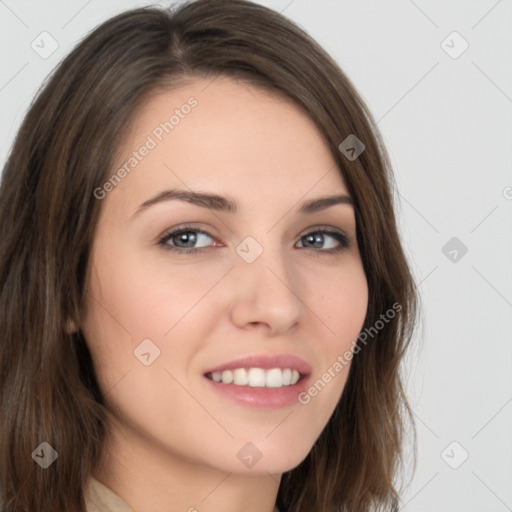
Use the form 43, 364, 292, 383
0, 1, 418, 511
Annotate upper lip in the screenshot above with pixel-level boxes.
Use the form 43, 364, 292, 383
204, 354, 312, 376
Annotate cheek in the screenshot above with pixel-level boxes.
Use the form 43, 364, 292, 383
314, 259, 369, 352
83, 240, 220, 341
80, 241, 229, 395
296, 261, 368, 420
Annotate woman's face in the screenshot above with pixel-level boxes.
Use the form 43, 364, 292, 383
81, 76, 368, 475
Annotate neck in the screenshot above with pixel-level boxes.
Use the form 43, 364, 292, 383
93, 419, 281, 512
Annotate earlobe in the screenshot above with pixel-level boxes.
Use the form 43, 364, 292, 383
65, 318, 78, 334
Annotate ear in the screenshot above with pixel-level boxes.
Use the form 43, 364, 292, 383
65, 318, 78, 334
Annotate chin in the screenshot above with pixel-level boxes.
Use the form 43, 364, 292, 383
209, 437, 315, 476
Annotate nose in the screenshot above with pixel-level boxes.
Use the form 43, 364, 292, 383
228, 242, 303, 336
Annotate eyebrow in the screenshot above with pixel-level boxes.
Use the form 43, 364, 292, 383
130, 188, 353, 219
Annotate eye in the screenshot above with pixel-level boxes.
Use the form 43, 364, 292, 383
157, 225, 350, 254
296, 227, 350, 254
158, 226, 218, 254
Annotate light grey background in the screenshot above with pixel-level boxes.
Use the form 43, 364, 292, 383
1, 1, 511, 510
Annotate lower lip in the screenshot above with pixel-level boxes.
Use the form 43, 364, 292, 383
204, 375, 311, 408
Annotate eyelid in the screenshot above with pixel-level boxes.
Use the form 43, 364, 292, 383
158, 224, 219, 240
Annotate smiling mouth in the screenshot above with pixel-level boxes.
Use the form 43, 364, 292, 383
204, 367, 305, 388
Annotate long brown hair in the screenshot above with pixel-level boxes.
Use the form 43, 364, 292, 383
0, 1, 418, 511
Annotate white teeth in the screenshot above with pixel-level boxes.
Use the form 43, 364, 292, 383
208, 367, 302, 388
221, 370, 233, 384
233, 368, 249, 385
248, 368, 266, 387
266, 368, 283, 388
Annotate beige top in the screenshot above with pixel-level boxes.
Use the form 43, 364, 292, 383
85, 477, 133, 512
85, 476, 280, 511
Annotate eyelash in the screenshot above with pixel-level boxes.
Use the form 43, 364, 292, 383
157, 225, 350, 255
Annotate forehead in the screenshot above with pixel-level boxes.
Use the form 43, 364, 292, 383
105, 76, 349, 217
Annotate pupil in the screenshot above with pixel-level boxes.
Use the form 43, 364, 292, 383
178, 232, 196, 247
306, 233, 323, 248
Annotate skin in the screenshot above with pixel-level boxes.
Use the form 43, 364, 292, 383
78, 76, 368, 512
